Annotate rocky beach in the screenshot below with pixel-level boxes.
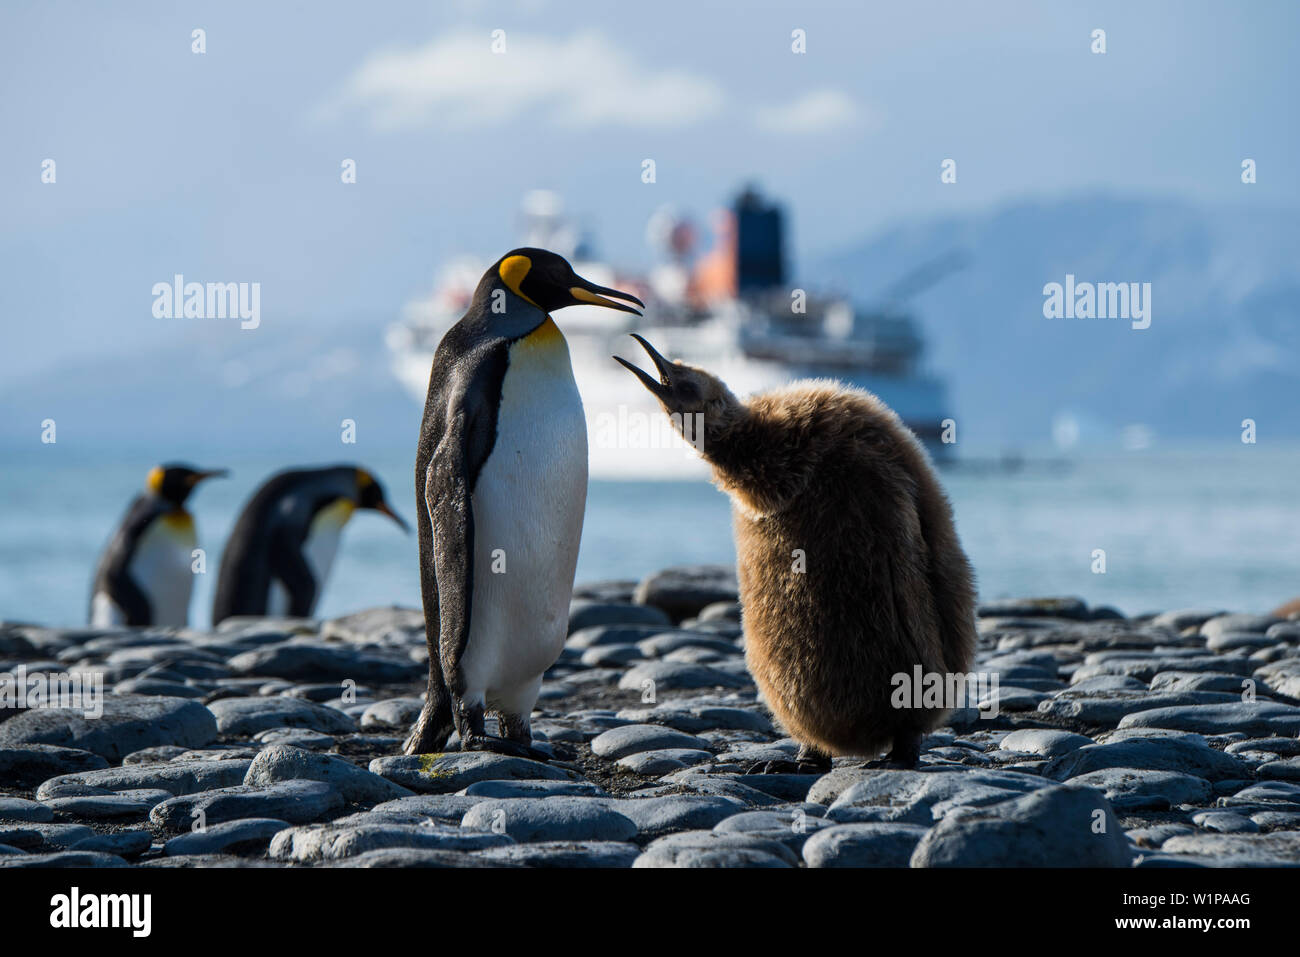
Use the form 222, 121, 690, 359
2, 565, 1299, 868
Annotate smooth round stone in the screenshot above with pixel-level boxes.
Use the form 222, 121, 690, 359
618, 748, 714, 775
637, 632, 740, 658
632, 830, 797, 868
618, 660, 750, 693
359, 698, 424, 731
714, 809, 836, 852
70, 830, 153, 857
282, 683, 360, 703
164, 818, 291, 856
324, 848, 498, 868
227, 643, 421, 683
460, 779, 607, 799
122, 746, 190, 764
911, 785, 1131, 867
474, 841, 639, 868
42, 790, 171, 821
369, 753, 578, 794
696, 601, 742, 623
1117, 702, 1300, 737
1204, 632, 1277, 653
113, 678, 206, 698
243, 745, 413, 803
978, 597, 1090, 620
633, 565, 739, 621
662, 647, 730, 665
609, 795, 745, 837
0, 694, 217, 762
824, 769, 1048, 824
571, 580, 639, 604
1191, 810, 1259, 833
1161, 830, 1300, 864
566, 624, 674, 650
1258, 757, 1300, 781
253, 728, 336, 750
270, 820, 512, 862
590, 723, 708, 759
150, 779, 344, 831
1150, 609, 1226, 631
36, 759, 253, 800
1126, 824, 1196, 848
1200, 615, 1281, 640
568, 601, 671, 634
999, 729, 1094, 757
206, 696, 357, 736
1226, 737, 1300, 757
0, 744, 110, 786
1066, 674, 1149, 693
1043, 737, 1247, 782
801, 822, 929, 866
0, 851, 127, 868
0, 827, 40, 848
1219, 780, 1300, 808
579, 644, 646, 668
461, 798, 636, 843
1066, 769, 1213, 810
0, 798, 54, 823
1250, 810, 1300, 828
615, 704, 771, 734
369, 794, 484, 824
25, 822, 96, 847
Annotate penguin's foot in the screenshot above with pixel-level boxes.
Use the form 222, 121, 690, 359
460, 733, 551, 762
862, 758, 914, 771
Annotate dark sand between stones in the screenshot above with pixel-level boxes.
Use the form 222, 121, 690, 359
2, 569, 1300, 867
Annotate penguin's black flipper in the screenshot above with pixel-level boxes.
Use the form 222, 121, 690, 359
427, 410, 477, 695
102, 565, 152, 626
270, 526, 317, 617
89, 494, 162, 626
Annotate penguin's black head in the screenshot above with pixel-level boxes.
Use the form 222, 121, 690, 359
354, 469, 410, 533
147, 464, 228, 506
491, 247, 644, 316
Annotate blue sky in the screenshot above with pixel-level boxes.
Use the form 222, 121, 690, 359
2, 0, 1297, 381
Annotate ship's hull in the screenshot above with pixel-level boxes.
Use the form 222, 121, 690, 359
391, 326, 951, 479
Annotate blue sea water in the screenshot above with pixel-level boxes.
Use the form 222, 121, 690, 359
1, 446, 1297, 628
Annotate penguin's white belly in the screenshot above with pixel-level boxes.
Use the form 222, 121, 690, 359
459, 326, 588, 713
128, 515, 196, 627
268, 503, 349, 616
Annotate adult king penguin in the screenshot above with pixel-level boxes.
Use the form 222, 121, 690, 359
404, 248, 643, 758
89, 464, 227, 627
212, 465, 408, 624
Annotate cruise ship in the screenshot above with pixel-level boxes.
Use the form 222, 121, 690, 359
386, 189, 955, 478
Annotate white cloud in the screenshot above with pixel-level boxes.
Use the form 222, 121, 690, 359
753, 89, 870, 135
322, 29, 727, 130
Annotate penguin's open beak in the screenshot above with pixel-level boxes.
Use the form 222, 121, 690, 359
612, 334, 673, 399
374, 501, 411, 534
567, 275, 644, 316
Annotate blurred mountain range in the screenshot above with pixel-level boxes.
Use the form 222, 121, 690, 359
808, 193, 1300, 448
3, 193, 1298, 460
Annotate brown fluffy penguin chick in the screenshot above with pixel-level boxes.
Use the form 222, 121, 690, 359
615, 335, 977, 772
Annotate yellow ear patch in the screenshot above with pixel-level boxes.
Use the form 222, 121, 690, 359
356, 469, 375, 490
147, 466, 165, 494
498, 255, 539, 307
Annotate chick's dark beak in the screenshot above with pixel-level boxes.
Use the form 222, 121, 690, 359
613, 333, 674, 399
568, 273, 644, 315
373, 500, 411, 534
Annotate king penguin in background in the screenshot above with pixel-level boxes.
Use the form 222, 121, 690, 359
212, 465, 408, 624
404, 248, 643, 758
90, 464, 227, 627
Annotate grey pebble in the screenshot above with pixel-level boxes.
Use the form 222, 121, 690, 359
150, 779, 343, 831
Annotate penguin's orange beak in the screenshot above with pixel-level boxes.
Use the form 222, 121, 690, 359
567, 275, 644, 315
